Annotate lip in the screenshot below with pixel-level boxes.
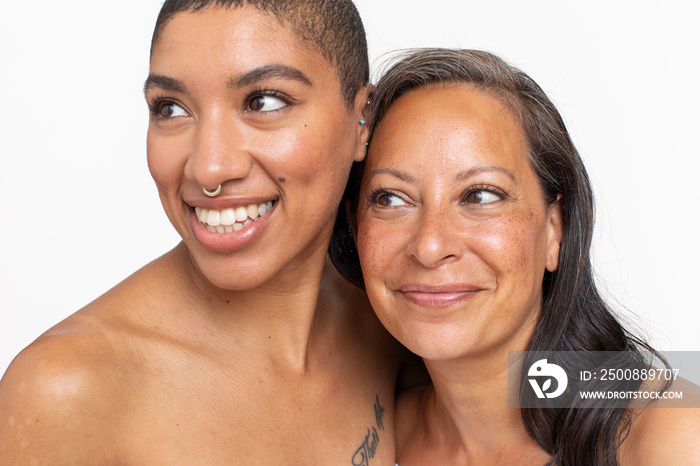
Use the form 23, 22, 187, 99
397, 283, 483, 308
189, 198, 276, 252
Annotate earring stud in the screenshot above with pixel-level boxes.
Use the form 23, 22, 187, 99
359, 119, 366, 126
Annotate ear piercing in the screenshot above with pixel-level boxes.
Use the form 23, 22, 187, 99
202, 185, 222, 197
360, 100, 371, 126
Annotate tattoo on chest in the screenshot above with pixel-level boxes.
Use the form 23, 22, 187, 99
351, 394, 386, 466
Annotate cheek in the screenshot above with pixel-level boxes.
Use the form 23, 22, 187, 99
356, 217, 405, 326
253, 128, 304, 168
475, 211, 547, 279
146, 133, 185, 191
146, 134, 191, 237
257, 126, 357, 215
356, 219, 383, 278
265, 115, 355, 174
356, 216, 406, 285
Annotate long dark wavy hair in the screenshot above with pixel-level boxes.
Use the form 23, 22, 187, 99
330, 48, 668, 466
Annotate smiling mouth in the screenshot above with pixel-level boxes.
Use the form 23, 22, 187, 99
195, 201, 274, 233
400, 290, 480, 308
398, 284, 484, 308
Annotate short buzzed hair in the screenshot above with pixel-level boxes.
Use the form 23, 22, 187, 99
150, 0, 369, 107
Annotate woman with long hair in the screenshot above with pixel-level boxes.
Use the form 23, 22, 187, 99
332, 48, 700, 465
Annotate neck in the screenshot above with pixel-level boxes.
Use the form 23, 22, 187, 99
166, 242, 345, 372
420, 349, 545, 463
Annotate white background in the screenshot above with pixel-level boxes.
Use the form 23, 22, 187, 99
1, 1, 698, 375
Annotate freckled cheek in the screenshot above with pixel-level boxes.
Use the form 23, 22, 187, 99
357, 219, 407, 285
356, 222, 403, 328
472, 218, 541, 273
356, 223, 381, 279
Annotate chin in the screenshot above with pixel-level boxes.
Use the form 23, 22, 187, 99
206, 274, 268, 291
411, 345, 469, 363
394, 327, 473, 362
192, 254, 279, 291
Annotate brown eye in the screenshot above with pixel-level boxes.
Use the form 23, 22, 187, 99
377, 194, 394, 206
465, 191, 483, 204
464, 190, 501, 204
371, 191, 407, 207
153, 101, 187, 119
159, 103, 175, 118
247, 94, 287, 112
249, 96, 266, 111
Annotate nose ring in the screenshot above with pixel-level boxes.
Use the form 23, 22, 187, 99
202, 185, 222, 197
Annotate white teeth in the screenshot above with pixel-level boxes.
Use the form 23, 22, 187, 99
235, 206, 248, 222
207, 210, 221, 226
220, 208, 235, 225
247, 204, 258, 219
198, 208, 208, 223
196, 201, 275, 233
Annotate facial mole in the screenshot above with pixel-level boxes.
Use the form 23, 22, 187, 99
279, 177, 286, 182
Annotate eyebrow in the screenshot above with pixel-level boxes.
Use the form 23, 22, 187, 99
367, 168, 416, 184
456, 166, 517, 183
368, 166, 516, 184
143, 75, 186, 95
230, 64, 312, 89
143, 64, 313, 96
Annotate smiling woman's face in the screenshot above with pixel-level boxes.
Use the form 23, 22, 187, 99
146, 6, 368, 290
357, 85, 563, 361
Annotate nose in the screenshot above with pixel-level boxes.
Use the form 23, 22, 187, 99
188, 110, 253, 191
405, 205, 463, 268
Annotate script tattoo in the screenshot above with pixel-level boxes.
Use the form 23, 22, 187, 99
351, 394, 385, 466
373, 393, 385, 430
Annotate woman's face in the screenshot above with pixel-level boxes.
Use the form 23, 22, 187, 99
146, 7, 368, 290
357, 85, 562, 361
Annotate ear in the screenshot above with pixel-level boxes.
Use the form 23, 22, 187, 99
351, 84, 375, 163
545, 195, 564, 272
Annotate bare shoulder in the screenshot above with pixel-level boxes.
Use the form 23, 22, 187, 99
0, 315, 139, 461
621, 378, 700, 465
0, 253, 177, 462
